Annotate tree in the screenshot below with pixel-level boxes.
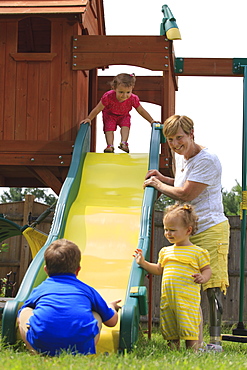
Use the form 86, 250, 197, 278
0, 188, 57, 206
222, 180, 241, 216
154, 194, 175, 211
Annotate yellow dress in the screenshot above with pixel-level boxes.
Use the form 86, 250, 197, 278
158, 244, 210, 341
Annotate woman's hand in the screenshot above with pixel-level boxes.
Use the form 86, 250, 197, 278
143, 176, 163, 190
145, 169, 164, 180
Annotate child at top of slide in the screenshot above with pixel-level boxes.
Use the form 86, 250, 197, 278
81, 73, 160, 153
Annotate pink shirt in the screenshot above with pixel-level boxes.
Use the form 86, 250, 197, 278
101, 90, 140, 116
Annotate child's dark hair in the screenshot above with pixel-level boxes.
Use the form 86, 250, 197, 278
110, 73, 136, 89
163, 203, 198, 235
44, 239, 81, 276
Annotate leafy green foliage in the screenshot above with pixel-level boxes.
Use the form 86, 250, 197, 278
154, 194, 175, 211
0, 188, 57, 206
222, 180, 241, 216
0, 243, 8, 253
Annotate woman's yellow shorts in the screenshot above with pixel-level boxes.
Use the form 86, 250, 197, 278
190, 220, 230, 294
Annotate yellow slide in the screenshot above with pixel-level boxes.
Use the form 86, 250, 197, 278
64, 152, 148, 353
2, 123, 161, 353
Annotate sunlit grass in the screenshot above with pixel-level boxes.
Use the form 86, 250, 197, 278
1, 324, 247, 369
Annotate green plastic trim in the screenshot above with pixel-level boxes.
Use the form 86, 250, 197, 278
118, 123, 161, 352
175, 57, 184, 74
1, 124, 91, 344
2, 122, 161, 353
233, 58, 247, 74
129, 286, 148, 316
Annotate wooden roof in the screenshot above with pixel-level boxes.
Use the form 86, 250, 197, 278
0, 0, 88, 14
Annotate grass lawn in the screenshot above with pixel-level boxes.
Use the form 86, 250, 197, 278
1, 324, 247, 369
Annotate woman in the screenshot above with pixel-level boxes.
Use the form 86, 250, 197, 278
144, 115, 229, 350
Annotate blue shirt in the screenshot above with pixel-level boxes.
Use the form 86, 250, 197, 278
18, 274, 115, 356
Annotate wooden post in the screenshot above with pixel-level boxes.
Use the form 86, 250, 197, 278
18, 194, 35, 283
89, 68, 98, 152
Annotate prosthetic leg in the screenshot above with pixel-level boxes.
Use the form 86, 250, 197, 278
207, 287, 223, 345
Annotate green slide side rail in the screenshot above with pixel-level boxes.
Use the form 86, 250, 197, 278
119, 123, 164, 352
2, 122, 164, 352
2, 124, 91, 344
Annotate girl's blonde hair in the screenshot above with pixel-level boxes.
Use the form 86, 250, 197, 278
110, 73, 136, 89
163, 203, 198, 235
163, 115, 194, 138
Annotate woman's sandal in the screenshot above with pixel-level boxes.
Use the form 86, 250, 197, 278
118, 141, 129, 153
104, 145, 114, 153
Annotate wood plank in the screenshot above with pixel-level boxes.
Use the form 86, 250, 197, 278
15, 62, 28, 139
73, 52, 171, 72
26, 62, 39, 140
70, 22, 81, 140
49, 20, 63, 140
10, 53, 57, 62
4, 21, 17, 140
0, 154, 72, 166
60, 20, 73, 140
73, 35, 170, 53
0, 8, 86, 15
0, 22, 6, 141
29, 167, 62, 194
175, 58, 238, 77
19, 195, 35, 281
37, 62, 51, 140
0, 1, 88, 6
0, 140, 74, 152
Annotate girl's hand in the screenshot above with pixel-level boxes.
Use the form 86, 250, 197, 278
80, 118, 91, 125
192, 273, 205, 284
150, 120, 161, 125
133, 248, 144, 265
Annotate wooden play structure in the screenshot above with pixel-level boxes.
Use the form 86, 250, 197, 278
1, 0, 247, 348
0, 0, 105, 194
0, 1, 245, 195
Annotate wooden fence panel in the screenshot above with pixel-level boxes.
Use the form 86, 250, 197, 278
0, 204, 245, 325
0, 195, 53, 294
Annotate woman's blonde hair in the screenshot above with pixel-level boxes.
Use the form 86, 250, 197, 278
163, 203, 198, 235
163, 115, 194, 138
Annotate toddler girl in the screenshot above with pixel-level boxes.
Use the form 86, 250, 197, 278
81, 73, 159, 153
134, 203, 211, 350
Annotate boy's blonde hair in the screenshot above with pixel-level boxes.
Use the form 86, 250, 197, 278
110, 73, 136, 89
44, 239, 81, 276
163, 115, 194, 138
163, 203, 198, 235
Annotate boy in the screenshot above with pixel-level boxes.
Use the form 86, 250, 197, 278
18, 239, 121, 356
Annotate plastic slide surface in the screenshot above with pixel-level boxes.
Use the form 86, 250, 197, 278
2, 123, 162, 353
64, 152, 148, 353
